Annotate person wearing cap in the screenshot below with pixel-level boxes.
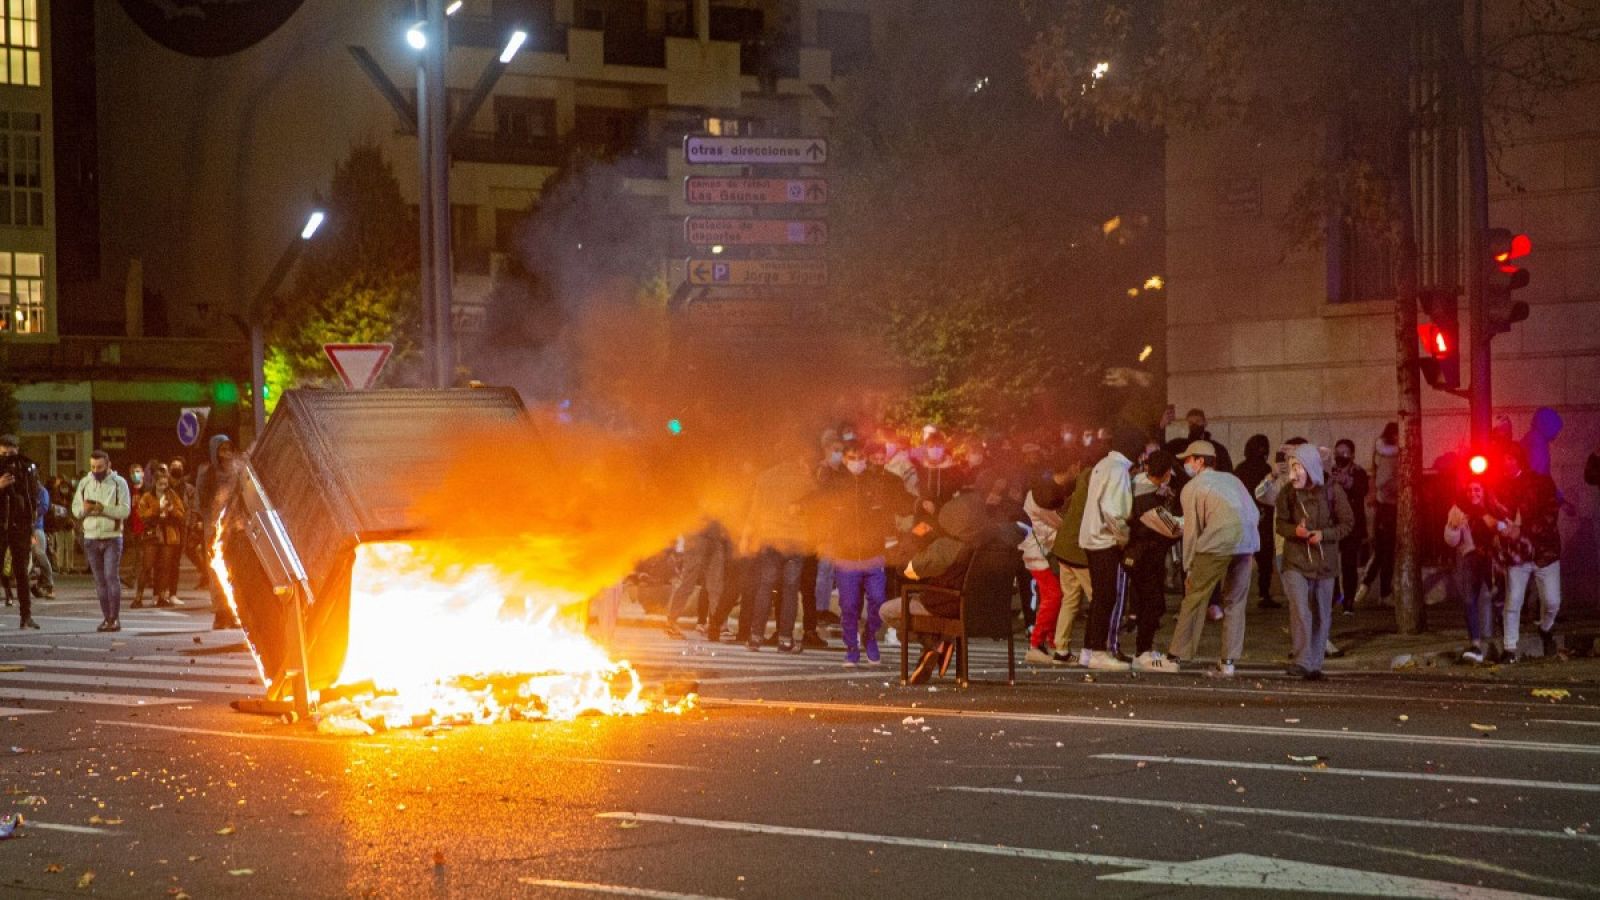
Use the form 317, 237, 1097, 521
1168, 440, 1260, 676
1077, 427, 1145, 671
0, 433, 44, 628
71, 449, 133, 631
1275, 443, 1354, 680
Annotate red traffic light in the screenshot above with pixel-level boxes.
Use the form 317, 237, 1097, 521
1469, 454, 1489, 476
1417, 323, 1450, 357
1494, 233, 1532, 273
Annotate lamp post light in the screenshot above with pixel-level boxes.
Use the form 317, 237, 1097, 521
248, 209, 327, 437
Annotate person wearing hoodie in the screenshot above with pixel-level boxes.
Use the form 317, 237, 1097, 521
915, 430, 966, 518
1444, 477, 1500, 664
1356, 422, 1400, 607
1168, 441, 1260, 676
1520, 407, 1563, 478
72, 450, 133, 632
1487, 444, 1562, 662
1078, 427, 1144, 671
1233, 434, 1279, 608
1124, 450, 1182, 672
807, 444, 911, 666
195, 435, 242, 629
1275, 444, 1354, 680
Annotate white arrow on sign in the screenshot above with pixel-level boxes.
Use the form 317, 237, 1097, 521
323, 343, 393, 390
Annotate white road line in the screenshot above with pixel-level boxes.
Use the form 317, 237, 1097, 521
10, 658, 263, 679
567, 758, 705, 772
131, 654, 257, 668
941, 786, 1600, 844
27, 821, 115, 835
0, 671, 257, 695
702, 698, 1600, 756
1034, 676, 1600, 711
0, 688, 186, 707
94, 720, 385, 747
1093, 754, 1600, 793
0, 705, 47, 716
1532, 719, 1600, 727
0, 641, 111, 652
522, 879, 729, 900
596, 812, 1159, 868
692, 669, 1006, 686
1278, 829, 1600, 897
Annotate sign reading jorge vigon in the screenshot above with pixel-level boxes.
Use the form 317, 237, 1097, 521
686, 258, 829, 287
117, 0, 307, 58
684, 137, 828, 165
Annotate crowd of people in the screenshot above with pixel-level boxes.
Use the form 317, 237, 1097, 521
0, 433, 243, 633
655, 406, 1589, 681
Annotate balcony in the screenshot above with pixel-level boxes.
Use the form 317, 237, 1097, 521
450, 13, 568, 55
0, 335, 250, 382
452, 131, 566, 167
604, 30, 666, 68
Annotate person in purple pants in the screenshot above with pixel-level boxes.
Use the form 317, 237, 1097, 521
805, 444, 911, 665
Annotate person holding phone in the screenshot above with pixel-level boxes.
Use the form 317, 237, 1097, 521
72, 450, 132, 632
1275, 444, 1353, 680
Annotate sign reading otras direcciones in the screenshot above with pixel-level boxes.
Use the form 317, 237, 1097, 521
684, 137, 828, 166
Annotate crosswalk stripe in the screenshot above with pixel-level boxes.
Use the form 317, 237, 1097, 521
0, 671, 258, 695
9, 659, 263, 679
0, 687, 187, 706
0, 705, 49, 716
131, 654, 257, 668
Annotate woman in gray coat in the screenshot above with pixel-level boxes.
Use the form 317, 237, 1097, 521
1275, 444, 1354, 679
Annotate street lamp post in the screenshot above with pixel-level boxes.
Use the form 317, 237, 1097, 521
248, 210, 326, 437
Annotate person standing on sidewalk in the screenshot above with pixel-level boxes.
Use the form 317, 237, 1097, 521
808, 444, 907, 666
1328, 439, 1370, 614
1444, 477, 1499, 664
1078, 428, 1142, 671
136, 471, 188, 607
1124, 450, 1182, 672
1356, 423, 1399, 607
1275, 444, 1353, 680
0, 434, 43, 628
1049, 448, 1094, 664
1168, 441, 1260, 676
1234, 434, 1279, 609
1488, 445, 1562, 662
30, 478, 54, 599
71, 450, 132, 632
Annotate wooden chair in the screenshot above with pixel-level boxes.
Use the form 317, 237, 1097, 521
898, 546, 1020, 687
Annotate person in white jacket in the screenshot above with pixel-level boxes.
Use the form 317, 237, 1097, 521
71, 450, 132, 632
1077, 428, 1143, 671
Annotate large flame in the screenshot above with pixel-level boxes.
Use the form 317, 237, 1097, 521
322, 540, 652, 731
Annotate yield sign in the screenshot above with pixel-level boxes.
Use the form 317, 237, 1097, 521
323, 343, 393, 390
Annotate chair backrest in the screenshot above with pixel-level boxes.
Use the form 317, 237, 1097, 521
961, 546, 1021, 640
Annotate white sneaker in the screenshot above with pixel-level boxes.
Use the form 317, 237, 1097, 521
1078, 647, 1092, 668
884, 628, 901, 647
1086, 650, 1131, 672
1206, 659, 1237, 678
1133, 651, 1180, 673
1025, 647, 1054, 666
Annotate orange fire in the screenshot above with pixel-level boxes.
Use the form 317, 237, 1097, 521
325, 540, 650, 729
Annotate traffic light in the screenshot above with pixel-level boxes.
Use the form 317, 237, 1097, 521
1417, 289, 1460, 391
1468, 453, 1489, 476
1485, 228, 1531, 336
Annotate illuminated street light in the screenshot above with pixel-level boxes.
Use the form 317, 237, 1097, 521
1138, 345, 1154, 363
1092, 61, 1110, 80
500, 29, 528, 63
711, 245, 725, 255
406, 22, 427, 50
1144, 275, 1164, 290
300, 210, 325, 240
445, 0, 463, 14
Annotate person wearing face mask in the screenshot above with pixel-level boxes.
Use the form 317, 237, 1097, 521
136, 471, 188, 608
1444, 477, 1501, 664
1275, 444, 1354, 680
131, 462, 170, 608
1124, 451, 1182, 672
805, 437, 850, 649
1077, 427, 1145, 671
72, 449, 133, 631
1167, 441, 1260, 676
123, 463, 147, 593
1163, 408, 1234, 474
0, 433, 44, 628
1233, 435, 1278, 608
169, 456, 206, 590
1486, 445, 1562, 662
1328, 439, 1370, 614
915, 430, 965, 518
806, 444, 911, 666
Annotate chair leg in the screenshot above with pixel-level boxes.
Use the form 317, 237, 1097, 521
900, 594, 910, 685
958, 634, 969, 687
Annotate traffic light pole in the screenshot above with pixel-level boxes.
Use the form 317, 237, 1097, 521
1464, 0, 1492, 445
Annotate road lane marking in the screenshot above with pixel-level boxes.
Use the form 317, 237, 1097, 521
131, 654, 258, 668
0, 688, 186, 707
0, 641, 112, 652
597, 812, 1534, 897
941, 786, 1600, 844
568, 758, 705, 772
10, 659, 264, 679
702, 698, 1600, 756
94, 720, 386, 747
1093, 753, 1600, 793
0, 671, 258, 695
0, 705, 47, 716
1279, 829, 1600, 896
522, 879, 729, 899
27, 821, 116, 835
1531, 718, 1600, 727
596, 812, 1160, 868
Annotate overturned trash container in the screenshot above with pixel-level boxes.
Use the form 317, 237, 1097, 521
217, 387, 529, 711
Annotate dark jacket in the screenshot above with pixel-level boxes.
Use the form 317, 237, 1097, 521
809, 468, 910, 561
1497, 469, 1562, 568
1274, 445, 1354, 579
1049, 468, 1094, 567
906, 492, 1019, 597
1586, 451, 1600, 488
0, 452, 41, 536
1125, 480, 1179, 571
1327, 459, 1370, 542
1163, 429, 1234, 474
1234, 452, 1274, 538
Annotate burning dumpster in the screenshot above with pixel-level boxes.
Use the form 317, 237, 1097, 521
216, 387, 644, 725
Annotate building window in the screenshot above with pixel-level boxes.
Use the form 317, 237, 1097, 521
494, 96, 555, 144
0, 250, 45, 334
0, 0, 40, 87
1330, 222, 1399, 303
0, 111, 44, 227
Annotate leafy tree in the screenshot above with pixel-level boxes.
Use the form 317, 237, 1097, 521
269, 143, 422, 392
0, 381, 17, 436
1023, 0, 1600, 632
829, 2, 1165, 434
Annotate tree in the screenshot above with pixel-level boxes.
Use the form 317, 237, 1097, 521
0, 381, 17, 437
1023, 0, 1600, 632
268, 143, 422, 393
828, 1, 1166, 434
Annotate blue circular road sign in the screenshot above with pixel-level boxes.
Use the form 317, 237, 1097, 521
177, 410, 202, 447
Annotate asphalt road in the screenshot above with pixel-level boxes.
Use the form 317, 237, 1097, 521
3, 594, 1598, 899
